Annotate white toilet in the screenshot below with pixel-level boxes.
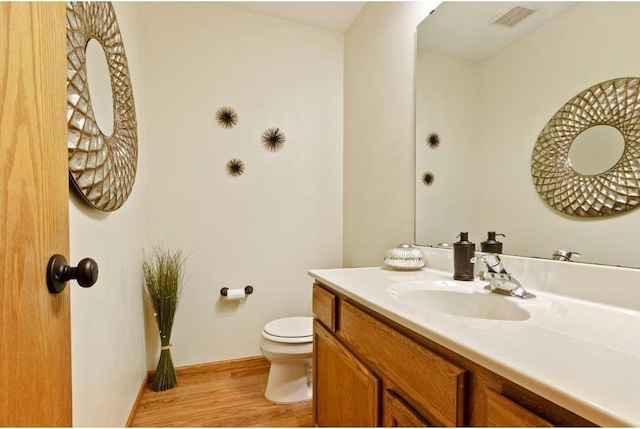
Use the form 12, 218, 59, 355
259, 316, 313, 403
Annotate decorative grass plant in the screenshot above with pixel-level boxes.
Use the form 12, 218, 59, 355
143, 245, 187, 391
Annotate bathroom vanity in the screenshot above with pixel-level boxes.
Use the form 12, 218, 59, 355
309, 267, 640, 427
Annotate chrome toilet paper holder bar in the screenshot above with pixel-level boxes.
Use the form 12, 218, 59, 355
220, 285, 254, 296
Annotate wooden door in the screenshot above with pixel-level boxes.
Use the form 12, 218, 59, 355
313, 321, 380, 427
0, 3, 71, 426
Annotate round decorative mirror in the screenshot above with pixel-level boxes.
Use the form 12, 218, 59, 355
66, 2, 138, 212
531, 77, 640, 217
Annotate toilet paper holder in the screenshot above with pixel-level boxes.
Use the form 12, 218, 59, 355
220, 285, 254, 296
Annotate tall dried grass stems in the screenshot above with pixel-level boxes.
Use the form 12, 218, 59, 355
143, 245, 187, 391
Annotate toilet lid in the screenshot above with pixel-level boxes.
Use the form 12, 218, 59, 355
262, 317, 313, 343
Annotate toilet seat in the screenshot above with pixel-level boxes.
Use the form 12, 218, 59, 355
262, 316, 313, 344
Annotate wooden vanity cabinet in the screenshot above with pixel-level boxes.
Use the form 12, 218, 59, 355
338, 300, 466, 426
312, 281, 597, 428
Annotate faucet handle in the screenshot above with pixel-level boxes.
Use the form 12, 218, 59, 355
552, 250, 581, 262
471, 254, 507, 274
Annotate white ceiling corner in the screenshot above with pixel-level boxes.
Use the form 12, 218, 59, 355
217, 2, 366, 33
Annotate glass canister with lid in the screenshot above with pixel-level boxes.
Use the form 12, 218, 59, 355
383, 244, 425, 271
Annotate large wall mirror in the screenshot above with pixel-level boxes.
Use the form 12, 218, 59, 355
415, 2, 640, 268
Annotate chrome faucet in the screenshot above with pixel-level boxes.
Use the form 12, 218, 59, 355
471, 254, 536, 299
552, 250, 580, 262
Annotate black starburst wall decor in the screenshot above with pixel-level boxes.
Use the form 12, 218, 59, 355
422, 171, 434, 186
226, 158, 245, 177
261, 127, 286, 152
216, 106, 239, 129
426, 132, 440, 149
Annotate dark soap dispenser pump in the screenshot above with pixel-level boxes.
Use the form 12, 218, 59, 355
481, 232, 505, 254
453, 232, 475, 281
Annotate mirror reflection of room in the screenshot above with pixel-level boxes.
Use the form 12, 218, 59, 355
415, 2, 640, 267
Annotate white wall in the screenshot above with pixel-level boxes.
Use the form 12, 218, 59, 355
476, 3, 640, 267
343, 1, 436, 268
415, 51, 479, 246
142, 3, 343, 368
69, 2, 147, 427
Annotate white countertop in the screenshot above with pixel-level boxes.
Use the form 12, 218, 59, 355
308, 266, 640, 427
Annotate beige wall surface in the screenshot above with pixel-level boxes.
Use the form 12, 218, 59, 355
343, 1, 435, 268
69, 3, 148, 427
142, 3, 344, 368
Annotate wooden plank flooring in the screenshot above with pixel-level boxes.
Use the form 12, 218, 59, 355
129, 357, 312, 427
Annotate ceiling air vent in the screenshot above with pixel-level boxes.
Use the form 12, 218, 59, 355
490, 5, 537, 27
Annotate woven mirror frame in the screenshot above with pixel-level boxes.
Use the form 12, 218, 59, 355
66, 2, 138, 212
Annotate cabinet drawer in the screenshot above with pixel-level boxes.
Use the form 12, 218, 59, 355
313, 283, 337, 331
338, 300, 467, 426
384, 390, 430, 427
485, 389, 552, 427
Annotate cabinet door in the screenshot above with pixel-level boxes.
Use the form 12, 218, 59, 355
384, 390, 430, 427
314, 321, 380, 427
485, 389, 552, 427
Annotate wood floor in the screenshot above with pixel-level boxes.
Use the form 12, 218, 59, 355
129, 356, 312, 427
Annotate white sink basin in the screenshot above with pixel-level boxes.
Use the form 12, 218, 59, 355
397, 289, 531, 321
384, 278, 543, 321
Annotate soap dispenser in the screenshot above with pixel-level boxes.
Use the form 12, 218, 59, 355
481, 232, 505, 254
453, 232, 475, 281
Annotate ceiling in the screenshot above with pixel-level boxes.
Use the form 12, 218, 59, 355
218, 2, 366, 33
418, 2, 579, 63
